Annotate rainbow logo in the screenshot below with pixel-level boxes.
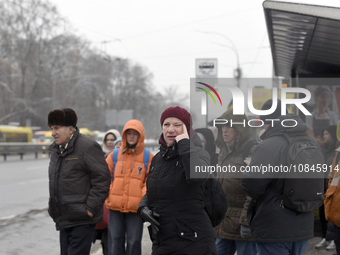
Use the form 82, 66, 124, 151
196, 82, 223, 106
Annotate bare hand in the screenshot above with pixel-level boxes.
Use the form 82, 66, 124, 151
87, 209, 94, 218
175, 122, 189, 142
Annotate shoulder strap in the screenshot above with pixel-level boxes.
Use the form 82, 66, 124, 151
111, 148, 119, 181
143, 149, 150, 182
242, 139, 258, 159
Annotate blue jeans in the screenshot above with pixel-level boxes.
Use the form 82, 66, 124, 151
216, 238, 257, 255
108, 210, 143, 255
256, 240, 308, 255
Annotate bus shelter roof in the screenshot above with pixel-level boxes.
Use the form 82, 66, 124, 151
263, 1, 340, 78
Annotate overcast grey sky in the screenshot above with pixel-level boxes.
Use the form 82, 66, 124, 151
46, 0, 340, 95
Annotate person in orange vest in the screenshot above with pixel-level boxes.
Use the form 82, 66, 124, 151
105, 119, 153, 255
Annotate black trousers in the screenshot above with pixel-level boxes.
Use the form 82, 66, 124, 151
60, 224, 95, 255
334, 225, 340, 255
319, 204, 328, 239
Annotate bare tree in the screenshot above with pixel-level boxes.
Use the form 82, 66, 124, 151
0, 0, 67, 124
0, 0, 187, 139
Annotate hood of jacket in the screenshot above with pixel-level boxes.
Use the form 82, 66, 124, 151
261, 113, 307, 140
102, 129, 121, 154
195, 128, 216, 158
121, 119, 145, 154
215, 109, 252, 152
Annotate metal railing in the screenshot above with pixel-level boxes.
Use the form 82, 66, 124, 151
0, 142, 160, 161
0, 143, 48, 161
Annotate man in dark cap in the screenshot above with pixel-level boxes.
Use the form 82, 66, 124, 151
47, 108, 110, 255
241, 99, 319, 255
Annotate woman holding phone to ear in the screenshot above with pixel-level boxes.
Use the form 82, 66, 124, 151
138, 106, 217, 255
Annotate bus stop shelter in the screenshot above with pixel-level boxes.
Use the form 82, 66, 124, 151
263, 0, 340, 79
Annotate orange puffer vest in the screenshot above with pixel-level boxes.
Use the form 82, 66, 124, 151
105, 119, 153, 213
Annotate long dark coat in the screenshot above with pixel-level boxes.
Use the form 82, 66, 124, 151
138, 135, 216, 255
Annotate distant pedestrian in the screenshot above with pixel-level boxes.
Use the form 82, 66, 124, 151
94, 128, 121, 255
315, 125, 337, 250
306, 86, 339, 147
324, 121, 340, 255
47, 108, 111, 255
105, 119, 153, 255
195, 127, 219, 167
102, 129, 121, 157
114, 137, 122, 149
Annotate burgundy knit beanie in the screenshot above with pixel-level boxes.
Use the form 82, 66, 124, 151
160, 106, 192, 129
159, 106, 194, 145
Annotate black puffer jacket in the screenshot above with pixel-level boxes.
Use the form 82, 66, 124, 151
48, 127, 111, 230
138, 135, 216, 255
241, 114, 315, 242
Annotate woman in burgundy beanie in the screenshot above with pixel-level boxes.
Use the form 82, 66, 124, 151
138, 106, 216, 254
158, 106, 195, 145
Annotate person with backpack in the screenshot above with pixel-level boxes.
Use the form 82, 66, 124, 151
137, 106, 217, 255
242, 99, 324, 255
105, 119, 153, 255
214, 108, 258, 255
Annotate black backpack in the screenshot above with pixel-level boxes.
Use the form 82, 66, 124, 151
203, 177, 228, 227
273, 133, 325, 213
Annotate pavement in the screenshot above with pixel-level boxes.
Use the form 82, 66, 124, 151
305, 238, 336, 255
90, 223, 152, 254
89, 224, 336, 255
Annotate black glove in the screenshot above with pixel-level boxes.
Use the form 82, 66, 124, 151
240, 225, 251, 239
139, 206, 160, 234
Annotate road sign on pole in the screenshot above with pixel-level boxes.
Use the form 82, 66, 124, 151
196, 58, 218, 78
105, 109, 133, 129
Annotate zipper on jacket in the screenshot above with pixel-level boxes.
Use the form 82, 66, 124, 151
130, 151, 137, 173
65, 158, 78, 161
280, 200, 285, 209
54, 157, 62, 205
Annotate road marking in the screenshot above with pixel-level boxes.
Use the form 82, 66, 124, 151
17, 178, 47, 185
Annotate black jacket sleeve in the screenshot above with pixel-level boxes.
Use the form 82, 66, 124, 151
138, 194, 149, 215
241, 139, 285, 199
84, 142, 111, 215
178, 138, 211, 183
